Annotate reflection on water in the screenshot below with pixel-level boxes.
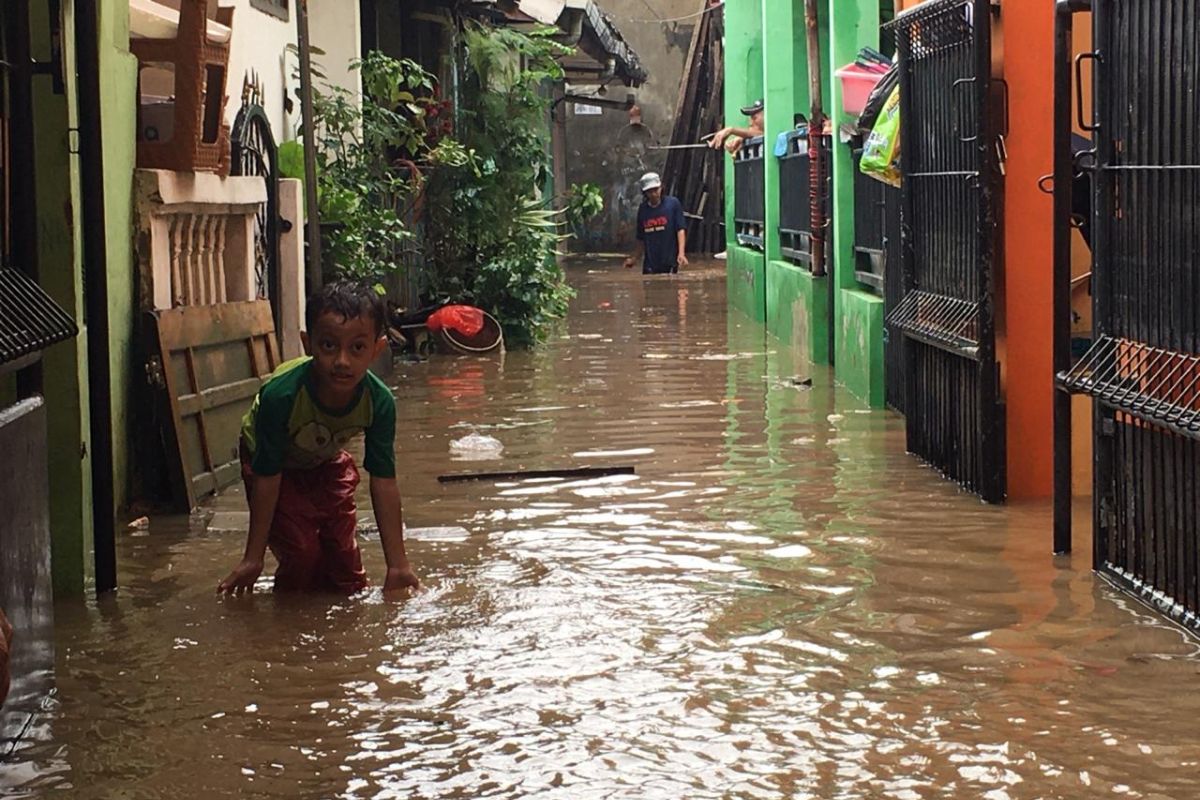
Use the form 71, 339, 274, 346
6, 260, 1200, 798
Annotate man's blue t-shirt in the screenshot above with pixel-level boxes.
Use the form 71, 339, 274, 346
636, 195, 685, 274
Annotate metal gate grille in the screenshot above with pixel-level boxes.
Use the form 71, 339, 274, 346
886, 0, 1004, 501
230, 89, 280, 325
733, 136, 765, 249
779, 132, 814, 268
1058, 0, 1200, 626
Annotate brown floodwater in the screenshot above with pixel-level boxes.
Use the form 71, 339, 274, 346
5, 260, 1200, 799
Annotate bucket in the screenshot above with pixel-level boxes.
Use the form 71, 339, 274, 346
835, 64, 886, 116
437, 310, 504, 354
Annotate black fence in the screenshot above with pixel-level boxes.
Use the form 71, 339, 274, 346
886, 0, 1005, 502
851, 146, 906, 412
778, 130, 833, 270
1056, 0, 1200, 627
733, 136, 765, 249
851, 147, 887, 291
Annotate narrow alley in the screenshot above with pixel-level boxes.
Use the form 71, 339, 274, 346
10, 261, 1200, 799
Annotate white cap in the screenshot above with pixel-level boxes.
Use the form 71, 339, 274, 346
639, 172, 662, 192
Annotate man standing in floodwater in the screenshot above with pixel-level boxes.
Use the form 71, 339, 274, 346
624, 172, 688, 275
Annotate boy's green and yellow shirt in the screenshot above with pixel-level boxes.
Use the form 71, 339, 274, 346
241, 357, 396, 477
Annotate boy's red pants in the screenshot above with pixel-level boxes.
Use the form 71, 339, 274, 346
241, 448, 368, 593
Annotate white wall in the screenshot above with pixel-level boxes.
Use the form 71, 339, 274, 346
218, 0, 361, 143
308, 0, 362, 109
220, 0, 294, 140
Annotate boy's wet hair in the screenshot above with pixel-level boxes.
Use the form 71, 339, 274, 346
306, 282, 387, 337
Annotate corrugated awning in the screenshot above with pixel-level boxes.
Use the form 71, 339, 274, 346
572, 2, 646, 86
0, 268, 78, 366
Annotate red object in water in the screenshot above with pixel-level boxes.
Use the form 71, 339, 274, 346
426, 305, 485, 337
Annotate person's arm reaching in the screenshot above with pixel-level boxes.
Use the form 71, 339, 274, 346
218, 472, 280, 594
710, 125, 761, 150
220, 400, 289, 595
363, 383, 418, 593
370, 476, 419, 592
675, 200, 688, 268
625, 239, 644, 270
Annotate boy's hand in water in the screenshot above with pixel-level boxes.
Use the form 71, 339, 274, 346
0, 608, 12, 706
218, 558, 264, 595
383, 566, 421, 595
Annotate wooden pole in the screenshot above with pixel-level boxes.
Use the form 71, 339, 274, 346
804, 0, 827, 277
297, 0, 323, 290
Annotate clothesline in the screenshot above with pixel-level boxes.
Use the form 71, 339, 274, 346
618, 0, 724, 26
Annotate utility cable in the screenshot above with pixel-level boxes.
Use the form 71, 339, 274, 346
617, 1, 724, 25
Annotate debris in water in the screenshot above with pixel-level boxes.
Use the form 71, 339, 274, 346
449, 432, 505, 460
791, 377, 813, 387
127, 516, 150, 530
439, 466, 635, 484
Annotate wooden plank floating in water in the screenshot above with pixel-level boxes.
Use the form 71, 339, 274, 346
437, 466, 636, 484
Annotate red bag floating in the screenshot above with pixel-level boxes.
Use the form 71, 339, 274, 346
425, 305, 485, 337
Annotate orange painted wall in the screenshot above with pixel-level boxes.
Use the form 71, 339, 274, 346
1002, 0, 1056, 499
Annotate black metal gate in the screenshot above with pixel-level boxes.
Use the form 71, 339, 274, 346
886, 0, 1004, 501
1057, 0, 1200, 627
230, 86, 281, 328
733, 136, 765, 249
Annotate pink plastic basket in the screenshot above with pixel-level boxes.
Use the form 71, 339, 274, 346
835, 64, 886, 116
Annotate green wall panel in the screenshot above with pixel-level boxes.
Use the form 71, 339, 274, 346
836, 288, 885, 408
727, 246, 766, 323
765, 260, 830, 365
725, 0, 888, 408
100, 0, 139, 515
828, 0, 885, 408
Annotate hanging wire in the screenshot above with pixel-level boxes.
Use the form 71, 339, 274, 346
618, 1, 724, 25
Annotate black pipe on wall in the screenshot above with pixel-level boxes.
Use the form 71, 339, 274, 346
1052, 0, 1092, 555
74, 0, 117, 594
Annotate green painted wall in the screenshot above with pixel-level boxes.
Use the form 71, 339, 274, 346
727, 245, 766, 323
723, 0, 763, 251
827, 0, 884, 408
99, 1, 139, 516
30, 0, 138, 594
31, 0, 93, 595
836, 288, 885, 407
726, 0, 888, 406
760, 0, 805, 266
766, 259, 829, 364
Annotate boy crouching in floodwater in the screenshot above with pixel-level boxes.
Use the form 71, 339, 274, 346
219, 283, 420, 595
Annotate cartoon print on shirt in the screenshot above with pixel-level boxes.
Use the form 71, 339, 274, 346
294, 422, 334, 453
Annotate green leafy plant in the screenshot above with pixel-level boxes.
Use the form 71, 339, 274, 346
422, 23, 603, 347
281, 53, 449, 283
563, 183, 604, 229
